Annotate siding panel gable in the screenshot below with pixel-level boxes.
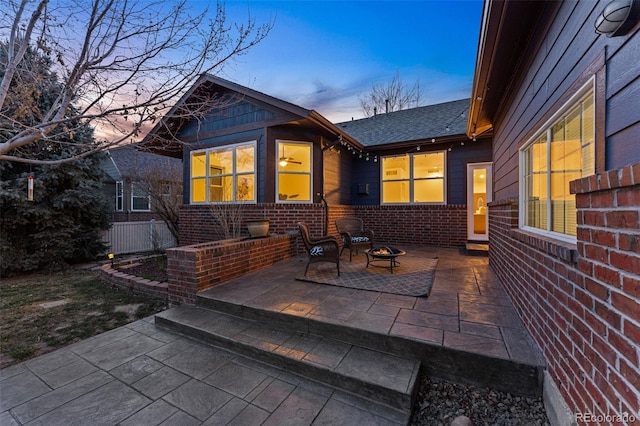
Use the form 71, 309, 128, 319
179, 100, 278, 139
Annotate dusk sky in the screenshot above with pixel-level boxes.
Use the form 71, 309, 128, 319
220, 0, 484, 123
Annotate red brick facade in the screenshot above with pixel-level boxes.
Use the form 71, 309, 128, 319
180, 203, 468, 248
489, 162, 640, 421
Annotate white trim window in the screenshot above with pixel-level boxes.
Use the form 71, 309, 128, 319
520, 79, 595, 242
276, 140, 312, 203
115, 181, 124, 211
381, 151, 446, 204
190, 141, 256, 204
131, 182, 151, 211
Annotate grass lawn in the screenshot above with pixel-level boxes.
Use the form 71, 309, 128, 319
0, 268, 168, 369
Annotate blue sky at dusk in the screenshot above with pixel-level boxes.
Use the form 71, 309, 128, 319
220, 0, 484, 122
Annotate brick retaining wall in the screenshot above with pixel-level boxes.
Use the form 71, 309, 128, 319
167, 233, 297, 305
489, 162, 640, 420
99, 257, 168, 301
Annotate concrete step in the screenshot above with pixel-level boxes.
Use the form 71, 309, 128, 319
155, 306, 420, 423
195, 291, 544, 399
465, 242, 489, 255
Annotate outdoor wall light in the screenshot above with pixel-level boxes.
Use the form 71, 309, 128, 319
595, 0, 640, 36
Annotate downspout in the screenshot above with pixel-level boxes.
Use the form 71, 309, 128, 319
320, 194, 329, 235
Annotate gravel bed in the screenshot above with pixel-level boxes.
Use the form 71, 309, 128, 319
411, 375, 550, 426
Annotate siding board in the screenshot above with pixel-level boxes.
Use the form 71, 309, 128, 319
607, 35, 640, 95
607, 125, 640, 169
493, 0, 639, 200
607, 77, 640, 136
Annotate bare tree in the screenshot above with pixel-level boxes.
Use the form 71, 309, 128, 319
131, 159, 183, 244
0, 0, 273, 165
359, 71, 423, 117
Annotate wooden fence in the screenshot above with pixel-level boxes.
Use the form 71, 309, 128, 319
103, 220, 177, 254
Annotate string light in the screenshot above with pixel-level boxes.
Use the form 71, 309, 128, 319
338, 104, 472, 161
442, 108, 467, 135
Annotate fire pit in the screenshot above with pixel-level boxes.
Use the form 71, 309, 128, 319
364, 246, 406, 274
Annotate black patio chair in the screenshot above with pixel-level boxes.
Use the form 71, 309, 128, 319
297, 222, 340, 276
335, 217, 374, 261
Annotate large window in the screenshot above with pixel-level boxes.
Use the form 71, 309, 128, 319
381, 151, 445, 204
277, 140, 312, 202
190, 141, 256, 203
521, 83, 594, 241
131, 183, 150, 211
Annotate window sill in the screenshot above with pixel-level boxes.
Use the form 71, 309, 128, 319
510, 228, 579, 264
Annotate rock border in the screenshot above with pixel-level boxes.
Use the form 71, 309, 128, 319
99, 255, 168, 301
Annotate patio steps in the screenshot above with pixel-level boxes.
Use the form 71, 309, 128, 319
155, 305, 420, 424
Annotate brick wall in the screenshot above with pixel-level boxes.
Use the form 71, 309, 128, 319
350, 204, 467, 248
179, 204, 325, 246
181, 203, 467, 248
166, 234, 297, 305
489, 162, 640, 422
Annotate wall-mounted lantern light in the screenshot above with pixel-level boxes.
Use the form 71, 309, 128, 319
595, 0, 640, 37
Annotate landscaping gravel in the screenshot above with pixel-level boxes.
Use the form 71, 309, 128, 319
411, 375, 550, 426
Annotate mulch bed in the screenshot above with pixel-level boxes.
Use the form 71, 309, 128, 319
117, 256, 168, 282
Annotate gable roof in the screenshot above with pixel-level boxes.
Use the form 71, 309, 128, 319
106, 144, 182, 181
335, 99, 470, 149
142, 74, 362, 157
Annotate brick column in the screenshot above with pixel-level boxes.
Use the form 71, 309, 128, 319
570, 162, 640, 419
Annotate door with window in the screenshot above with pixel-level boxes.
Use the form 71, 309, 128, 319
467, 163, 492, 241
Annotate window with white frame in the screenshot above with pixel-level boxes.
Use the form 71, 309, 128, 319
115, 181, 124, 211
520, 82, 594, 241
131, 182, 150, 211
381, 151, 446, 204
277, 140, 312, 202
190, 141, 256, 203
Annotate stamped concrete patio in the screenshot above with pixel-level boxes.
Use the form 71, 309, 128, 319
0, 246, 545, 425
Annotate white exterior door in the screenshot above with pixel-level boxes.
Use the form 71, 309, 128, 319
467, 163, 492, 241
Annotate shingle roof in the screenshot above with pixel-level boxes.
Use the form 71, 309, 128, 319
335, 99, 470, 147
107, 144, 182, 181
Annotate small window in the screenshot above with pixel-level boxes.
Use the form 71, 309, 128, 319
277, 140, 312, 202
131, 182, 150, 211
520, 81, 595, 242
161, 183, 171, 201
381, 151, 446, 204
190, 141, 256, 204
115, 181, 124, 211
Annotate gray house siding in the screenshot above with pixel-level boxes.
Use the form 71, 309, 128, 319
492, 1, 640, 200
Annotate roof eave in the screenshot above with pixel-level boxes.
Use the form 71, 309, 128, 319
308, 111, 365, 151
141, 74, 315, 157
365, 133, 469, 151
467, 0, 546, 138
